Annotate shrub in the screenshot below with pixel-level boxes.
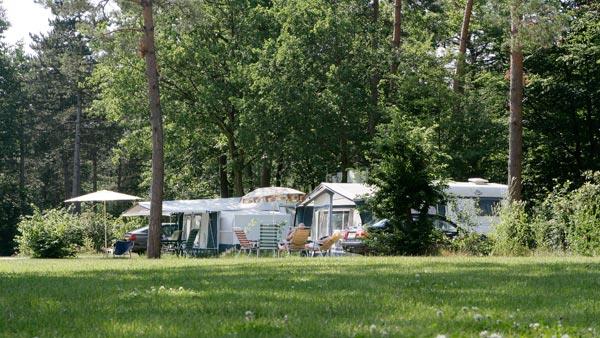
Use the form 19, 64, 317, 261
80, 211, 114, 252
365, 113, 445, 255
567, 173, 600, 256
450, 232, 494, 256
16, 208, 84, 258
491, 201, 533, 256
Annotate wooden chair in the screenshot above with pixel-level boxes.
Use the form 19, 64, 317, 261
233, 227, 256, 255
257, 224, 280, 257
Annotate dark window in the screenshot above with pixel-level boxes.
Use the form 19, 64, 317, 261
478, 198, 501, 216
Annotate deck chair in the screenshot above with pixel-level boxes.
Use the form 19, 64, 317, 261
233, 227, 256, 255
161, 230, 181, 254
113, 240, 134, 258
284, 227, 311, 255
258, 224, 280, 257
306, 231, 343, 257
180, 229, 199, 257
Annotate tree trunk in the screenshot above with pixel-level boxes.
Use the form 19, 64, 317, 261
390, 0, 402, 74
453, 0, 474, 94
63, 152, 70, 202
508, 0, 524, 202
219, 154, 230, 198
92, 153, 98, 192
228, 138, 244, 196
117, 157, 123, 191
368, 0, 380, 136
275, 161, 284, 187
19, 111, 26, 211
141, 0, 164, 259
71, 90, 82, 212
260, 156, 271, 187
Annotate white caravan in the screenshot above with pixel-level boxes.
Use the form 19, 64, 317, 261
439, 178, 508, 234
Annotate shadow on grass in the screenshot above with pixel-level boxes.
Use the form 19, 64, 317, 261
1, 258, 599, 337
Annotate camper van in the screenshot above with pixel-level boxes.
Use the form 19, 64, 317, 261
439, 178, 508, 234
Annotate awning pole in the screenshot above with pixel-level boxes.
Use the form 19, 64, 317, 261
104, 201, 108, 257
327, 191, 334, 237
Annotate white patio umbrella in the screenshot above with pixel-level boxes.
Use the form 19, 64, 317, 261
65, 190, 141, 254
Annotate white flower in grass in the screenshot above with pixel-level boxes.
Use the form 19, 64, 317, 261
479, 330, 489, 337
461, 306, 469, 312
473, 313, 484, 321
415, 273, 421, 278
369, 324, 377, 334
489, 333, 502, 338
245, 310, 254, 321
471, 306, 479, 311
283, 315, 288, 324
435, 334, 448, 338
436, 309, 443, 317
529, 323, 540, 330
561, 334, 570, 338
178, 286, 184, 291
159, 285, 165, 291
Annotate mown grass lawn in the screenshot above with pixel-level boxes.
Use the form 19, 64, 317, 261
1, 256, 599, 338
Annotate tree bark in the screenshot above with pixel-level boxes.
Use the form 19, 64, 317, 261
19, 110, 26, 211
260, 156, 271, 187
368, 0, 380, 136
390, 0, 402, 74
92, 152, 98, 192
228, 138, 244, 196
71, 90, 82, 212
141, 0, 164, 259
219, 154, 230, 198
508, 0, 523, 202
453, 0, 474, 94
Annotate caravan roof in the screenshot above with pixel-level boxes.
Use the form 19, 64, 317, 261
300, 183, 375, 207
121, 197, 279, 217
446, 180, 508, 198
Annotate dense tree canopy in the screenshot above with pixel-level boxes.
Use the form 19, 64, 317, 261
0, 0, 598, 255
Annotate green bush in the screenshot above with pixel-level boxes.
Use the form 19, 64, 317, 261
79, 211, 113, 252
492, 201, 533, 256
16, 208, 84, 258
567, 173, 600, 256
450, 232, 494, 256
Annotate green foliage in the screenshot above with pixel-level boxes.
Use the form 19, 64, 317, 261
450, 233, 495, 256
16, 208, 84, 258
365, 113, 445, 255
492, 201, 534, 256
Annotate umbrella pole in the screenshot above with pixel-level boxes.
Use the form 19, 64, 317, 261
104, 201, 108, 257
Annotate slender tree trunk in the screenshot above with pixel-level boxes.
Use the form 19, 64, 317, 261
341, 136, 349, 183
260, 156, 271, 187
117, 157, 123, 191
390, 0, 402, 74
141, 0, 164, 259
453, 0, 474, 94
275, 162, 284, 187
508, 0, 524, 202
71, 90, 82, 212
62, 152, 70, 202
229, 139, 244, 196
368, 0, 380, 136
219, 154, 230, 197
92, 153, 98, 192
19, 110, 26, 210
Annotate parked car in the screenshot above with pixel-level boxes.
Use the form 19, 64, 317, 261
124, 223, 180, 254
341, 214, 459, 254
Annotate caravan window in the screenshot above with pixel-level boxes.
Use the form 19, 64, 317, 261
478, 198, 501, 216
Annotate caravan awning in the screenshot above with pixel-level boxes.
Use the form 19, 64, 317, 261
121, 197, 280, 217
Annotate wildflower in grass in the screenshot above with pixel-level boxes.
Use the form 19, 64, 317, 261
561, 334, 570, 338
159, 285, 165, 291
471, 306, 479, 311
245, 310, 254, 321
435, 334, 447, 338
461, 306, 469, 312
489, 333, 502, 338
479, 330, 489, 337
529, 323, 540, 330
436, 309, 443, 317
473, 313, 484, 321
369, 324, 377, 334
283, 315, 288, 324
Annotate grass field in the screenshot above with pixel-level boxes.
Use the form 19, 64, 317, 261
1, 256, 599, 338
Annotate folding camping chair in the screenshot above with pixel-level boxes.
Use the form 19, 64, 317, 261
257, 224, 280, 257
282, 227, 311, 255
233, 227, 256, 255
113, 240, 134, 258
180, 229, 199, 257
306, 231, 343, 257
